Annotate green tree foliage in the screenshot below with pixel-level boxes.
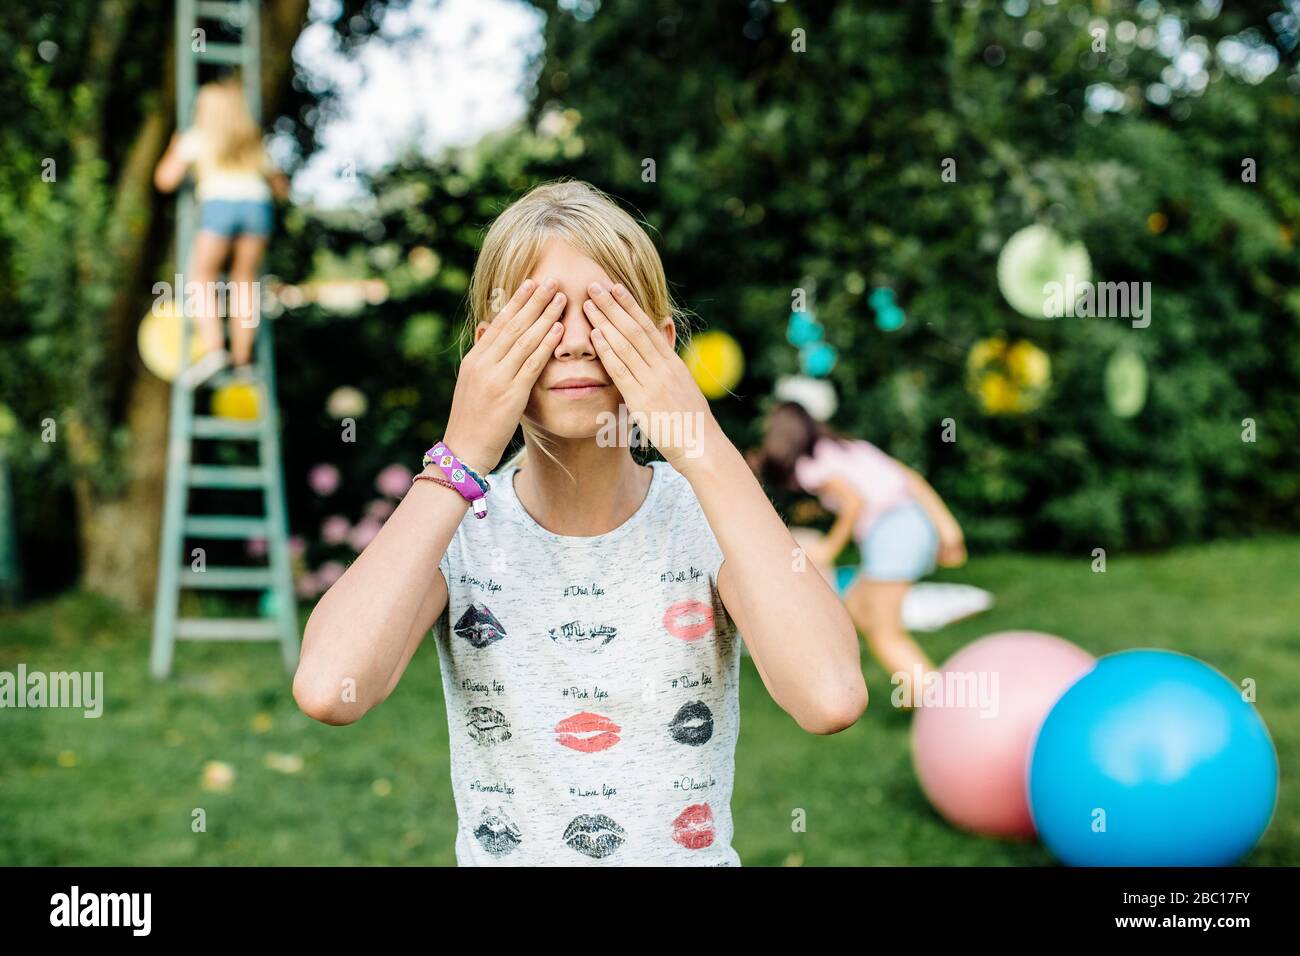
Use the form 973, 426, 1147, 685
516, 0, 1300, 551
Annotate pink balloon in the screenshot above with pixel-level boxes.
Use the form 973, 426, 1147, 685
911, 631, 1095, 839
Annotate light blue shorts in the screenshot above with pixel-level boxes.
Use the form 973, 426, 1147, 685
844, 500, 939, 587
198, 199, 273, 239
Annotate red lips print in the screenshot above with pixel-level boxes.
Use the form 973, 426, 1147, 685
672, 803, 715, 850
662, 599, 715, 642
554, 712, 622, 753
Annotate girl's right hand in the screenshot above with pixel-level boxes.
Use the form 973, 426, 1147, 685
936, 522, 967, 568
442, 277, 567, 474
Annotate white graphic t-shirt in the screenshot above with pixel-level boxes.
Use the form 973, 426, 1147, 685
432, 459, 743, 866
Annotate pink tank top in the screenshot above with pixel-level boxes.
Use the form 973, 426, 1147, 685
793, 437, 912, 542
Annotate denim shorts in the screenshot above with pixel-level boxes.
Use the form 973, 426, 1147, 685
198, 199, 273, 239
837, 500, 939, 591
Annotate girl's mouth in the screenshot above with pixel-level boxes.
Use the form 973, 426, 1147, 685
552, 384, 606, 398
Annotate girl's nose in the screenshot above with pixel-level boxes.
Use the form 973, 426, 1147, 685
555, 297, 597, 358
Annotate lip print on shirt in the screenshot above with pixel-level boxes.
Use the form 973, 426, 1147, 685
547, 620, 618, 652
473, 806, 522, 857
466, 706, 512, 746
661, 599, 715, 642
668, 700, 714, 746
454, 603, 507, 648
671, 803, 716, 850
562, 813, 626, 859
554, 711, 622, 753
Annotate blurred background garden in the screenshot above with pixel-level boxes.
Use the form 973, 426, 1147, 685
1, 0, 1298, 865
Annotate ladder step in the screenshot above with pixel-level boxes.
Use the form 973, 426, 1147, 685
188, 465, 268, 488
176, 618, 281, 641
196, 1, 250, 25
183, 515, 269, 539
193, 415, 262, 439
198, 42, 246, 65
181, 566, 274, 589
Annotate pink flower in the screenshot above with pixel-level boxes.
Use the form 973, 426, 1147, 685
375, 463, 414, 498
308, 463, 341, 496
320, 515, 351, 546
295, 571, 321, 599
288, 536, 306, 558
245, 537, 268, 558
348, 516, 383, 552
365, 498, 395, 522
316, 561, 346, 588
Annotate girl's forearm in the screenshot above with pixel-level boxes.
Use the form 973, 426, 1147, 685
681, 424, 867, 733
295, 470, 468, 723
903, 468, 957, 531
822, 508, 858, 559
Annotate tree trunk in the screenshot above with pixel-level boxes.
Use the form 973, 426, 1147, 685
74, 0, 310, 609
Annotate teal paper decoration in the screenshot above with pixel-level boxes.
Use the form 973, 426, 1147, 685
800, 341, 839, 377
870, 288, 906, 331
786, 310, 823, 347
786, 311, 838, 378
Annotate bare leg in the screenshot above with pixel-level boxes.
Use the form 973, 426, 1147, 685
227, 233, 268, 367
188, 230, 233, 354
844, 578, 935, 707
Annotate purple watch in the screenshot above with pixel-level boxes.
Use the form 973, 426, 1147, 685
423, 441, 489, 518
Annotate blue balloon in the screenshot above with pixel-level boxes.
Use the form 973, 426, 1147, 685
1028, 649, 1278, 866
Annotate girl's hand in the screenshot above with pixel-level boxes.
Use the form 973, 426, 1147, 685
936, 523, 967, 568
804, 542, 839, 571
443, 278, 567, 474
583, 281, 716, 472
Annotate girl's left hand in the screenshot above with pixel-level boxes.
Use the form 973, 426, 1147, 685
584, 281, 717, 471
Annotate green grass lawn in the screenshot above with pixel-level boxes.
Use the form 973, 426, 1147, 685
2, 536, 1296, 866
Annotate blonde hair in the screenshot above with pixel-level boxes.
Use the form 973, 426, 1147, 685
192, 77, 265, 174
464, 179, 695, 476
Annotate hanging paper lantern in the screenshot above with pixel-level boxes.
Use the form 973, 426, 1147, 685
799, 341, 839, 378
212, 382, 260, 420
326, 386, 368, 419
773, 375, 838, 422
786, 311, 823, 347
1105, 348, 1148, 418
967, 336, 1051, 415
138, 301, 207, 383
684, 331, 744, 399
996, 224, 1092, 319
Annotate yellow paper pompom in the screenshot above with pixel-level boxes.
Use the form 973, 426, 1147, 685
212, 382, 260, 420
968, 336, 1051, 415
1006, 340, 1051, 389
683, 331, 744, 399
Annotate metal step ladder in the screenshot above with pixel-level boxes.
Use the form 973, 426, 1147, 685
150, 0, 299, 678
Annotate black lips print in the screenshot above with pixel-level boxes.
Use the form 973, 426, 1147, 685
562, 813, 626, 859
668, 700, 714, 746
454, 603, 506, 648
465, 706, 512, 746
473, 806, 522, 857
547, 621, 618, 652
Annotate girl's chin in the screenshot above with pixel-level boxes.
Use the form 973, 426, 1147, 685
527, 404, 622, 440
